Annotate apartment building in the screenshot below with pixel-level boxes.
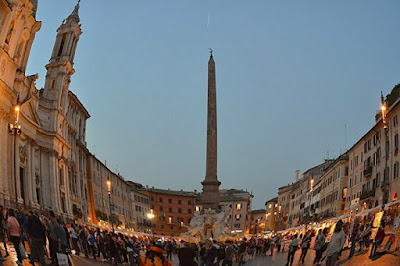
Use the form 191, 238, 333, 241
345, 85, 400, 214
143, 188, 197, 236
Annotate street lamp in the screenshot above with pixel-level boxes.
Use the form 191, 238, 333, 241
107, 178, 114, 232
9, 98, 21, 207
147, 209, 155, 238
381, 92, 389, 204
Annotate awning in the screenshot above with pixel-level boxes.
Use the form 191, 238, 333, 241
355, 205, 382, 217
385, 199, 400, 208
329, 213, 352, 221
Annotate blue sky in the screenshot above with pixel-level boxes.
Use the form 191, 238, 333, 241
27, 0, 400, 209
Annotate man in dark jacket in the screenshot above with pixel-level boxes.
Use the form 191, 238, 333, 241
204, 240, 217, 266
27, 210, 46, 265
178, 241, 197, 266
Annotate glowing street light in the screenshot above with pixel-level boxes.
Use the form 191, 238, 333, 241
9, 97, 22, 207
107, 177, 114, 232
147, 209, 155, 219
381, 92, 389, 204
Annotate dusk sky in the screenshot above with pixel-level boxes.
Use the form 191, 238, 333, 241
27, 0, 400, 209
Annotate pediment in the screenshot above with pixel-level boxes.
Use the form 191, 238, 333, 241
24, 101, 41, 127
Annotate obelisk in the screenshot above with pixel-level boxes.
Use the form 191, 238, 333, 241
201, 50, 221, 210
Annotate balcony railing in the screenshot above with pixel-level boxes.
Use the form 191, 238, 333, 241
364, 165, 373, 177
360, 189, 375, 201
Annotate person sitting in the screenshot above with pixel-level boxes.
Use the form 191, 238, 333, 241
369, 226, 385, 259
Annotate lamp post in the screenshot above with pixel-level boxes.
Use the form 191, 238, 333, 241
8, 98, 21, 207
147, 209, 155, 238
381, 93, 389, 204
107, 178, 114, 232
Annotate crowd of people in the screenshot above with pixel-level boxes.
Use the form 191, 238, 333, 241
0, 204, 398, 266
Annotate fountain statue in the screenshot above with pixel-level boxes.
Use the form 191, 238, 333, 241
181, 206, 234, 242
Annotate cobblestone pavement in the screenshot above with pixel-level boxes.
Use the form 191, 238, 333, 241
0, 242, 398, 265
69, 247, 400, 266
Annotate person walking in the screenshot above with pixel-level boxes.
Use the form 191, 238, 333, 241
313, 229, 325, 265
238, 238, 248, 266
204, 240, 217, 266
7, 209, 23, 266
87, 230, 97, 260
96, 228, 107, 261
369, 226, 385, 258
325, 220, 346, 266
300, 231, 311, 263
48, 211, 62, 265
285, 234, 299, 266
70, 224, 80, 255
0, 205, 9, 258
27, 210, 46, 265
78, 226, 89, 258
348, 221, 360, 258
178, 241, 197, 266
276, 236, 282, 252
166, 241, 173, 260
269, 236, 276, 256
222, 241, 235, 266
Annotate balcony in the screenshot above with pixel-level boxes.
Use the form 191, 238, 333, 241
364, 165, 373, 177
360, 190, 375, 201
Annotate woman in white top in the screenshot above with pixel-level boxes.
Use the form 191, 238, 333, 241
325, 220, 346, 266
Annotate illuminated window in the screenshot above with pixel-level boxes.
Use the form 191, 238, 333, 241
236, 204, 242, 210
269, 204, 272, 209
195, 206, 200, 212
275, 204, 278, 208
235, 214, 241, 220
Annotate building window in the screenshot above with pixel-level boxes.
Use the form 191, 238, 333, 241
151, 196, 154, 201
159, 198, 163, 202
169, 207, 172, 212
394, 162, 399, 179
188, 209, 192, 214
188, 200, 192, 205
235, 214, 241, 220
178, 208, 182, 213
395, 134, 399, 151
236, 204, 242, 210
395, 115, 398, 127
159, 206, 163, 211
168, 199, 172, 204
178, 200, 182, 204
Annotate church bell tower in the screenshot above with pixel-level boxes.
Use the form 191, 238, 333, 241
41, 1, 82, 118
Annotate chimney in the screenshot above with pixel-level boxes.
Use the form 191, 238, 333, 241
295, 170, 300, 182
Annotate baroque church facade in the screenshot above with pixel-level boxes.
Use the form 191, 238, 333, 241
0, 0, 89, 221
